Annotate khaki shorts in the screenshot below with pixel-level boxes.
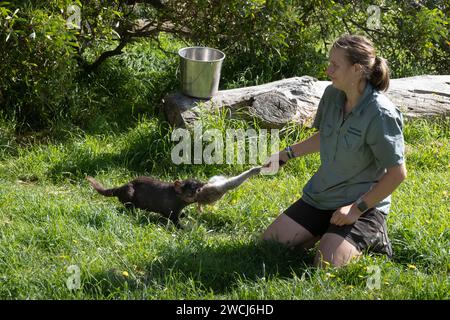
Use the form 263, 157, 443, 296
284, 198, 393, 258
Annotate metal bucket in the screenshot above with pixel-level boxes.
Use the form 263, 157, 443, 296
179, 47, 225, 99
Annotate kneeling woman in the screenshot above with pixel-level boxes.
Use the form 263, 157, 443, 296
263, 34, 407, 267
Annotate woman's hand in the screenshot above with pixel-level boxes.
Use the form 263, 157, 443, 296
261, 150, 289, 174
330, 204, 362, 226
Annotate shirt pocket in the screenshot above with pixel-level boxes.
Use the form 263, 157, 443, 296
320, 123, 335, 162
343, 127, 364, 152
321, 123, 334, 138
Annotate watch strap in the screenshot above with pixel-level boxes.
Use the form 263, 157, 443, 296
356, 198, 369, 213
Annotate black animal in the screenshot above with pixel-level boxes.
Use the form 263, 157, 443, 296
86, 176, 205, 227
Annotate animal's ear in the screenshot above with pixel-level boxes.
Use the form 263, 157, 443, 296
174, 180, 183, 193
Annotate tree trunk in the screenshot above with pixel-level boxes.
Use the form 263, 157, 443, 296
162, 75, 450, 128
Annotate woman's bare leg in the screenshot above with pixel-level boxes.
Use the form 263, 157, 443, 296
314, 233, 361, 267
262, 213, 317, 248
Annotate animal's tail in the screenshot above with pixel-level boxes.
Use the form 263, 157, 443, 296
86, 176, 116, 197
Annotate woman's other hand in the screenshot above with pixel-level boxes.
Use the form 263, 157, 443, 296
330, 204, 362, 226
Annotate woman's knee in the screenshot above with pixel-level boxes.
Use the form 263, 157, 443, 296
314, 232, 361, 268
262, 213, 315, 247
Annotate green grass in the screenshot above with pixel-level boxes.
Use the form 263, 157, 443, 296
0, 35, 448, 300
0, 112, 448, 299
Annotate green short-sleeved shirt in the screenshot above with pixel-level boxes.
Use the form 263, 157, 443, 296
302, 83, 405, 214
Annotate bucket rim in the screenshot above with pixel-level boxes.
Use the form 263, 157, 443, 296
178, 46, 226, 63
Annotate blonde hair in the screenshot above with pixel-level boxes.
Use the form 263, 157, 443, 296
333, 34, 390, 92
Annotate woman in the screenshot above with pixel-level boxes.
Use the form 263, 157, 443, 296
262, 35, 407, 268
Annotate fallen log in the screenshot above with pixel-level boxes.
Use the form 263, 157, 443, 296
162, 75, 450, 128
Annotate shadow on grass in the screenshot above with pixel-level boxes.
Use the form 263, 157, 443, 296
47, 121, 182, 182
81, 216, 449, 298
84, 240, 315, 297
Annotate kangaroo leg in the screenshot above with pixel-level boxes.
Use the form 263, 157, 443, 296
218, 166, 262, 192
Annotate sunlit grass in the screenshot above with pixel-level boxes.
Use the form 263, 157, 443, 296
0, 112, 448, 299
0, 35, 448, 299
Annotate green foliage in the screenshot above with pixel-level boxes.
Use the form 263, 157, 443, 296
164, 0, 449, 86
0, 0, 448, 130
0, 2, 177, 132
162, 0, 328, 86
326, 1, 450, 77
0, 1, 79, 130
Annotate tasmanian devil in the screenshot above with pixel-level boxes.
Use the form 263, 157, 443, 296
86, 176, 205, 227
86, 166, 262, 226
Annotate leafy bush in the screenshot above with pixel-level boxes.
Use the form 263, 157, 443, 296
0, 1, 448, 131
0, 1, 176, 132
320, 1, 450, 77
0, 1, 80, 130
163, 0, 449, 84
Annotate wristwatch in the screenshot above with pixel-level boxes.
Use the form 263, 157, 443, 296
284, 146, 295, 159
355, 197, 369, 213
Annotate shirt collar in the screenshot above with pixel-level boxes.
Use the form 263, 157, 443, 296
353, 82, 374, 116
334, 82, 374, 116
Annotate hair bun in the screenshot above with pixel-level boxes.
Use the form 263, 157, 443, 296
370, 56, 390, 91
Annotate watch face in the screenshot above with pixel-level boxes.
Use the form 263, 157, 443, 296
357, 200, 368, 212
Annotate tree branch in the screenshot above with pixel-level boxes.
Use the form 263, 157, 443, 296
82, 37, 131, 73
79, 19, 191, 73
130, 19, 191, 37
346, 17, 386, 36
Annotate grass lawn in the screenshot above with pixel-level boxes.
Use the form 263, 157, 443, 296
0, 113, 448, 299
